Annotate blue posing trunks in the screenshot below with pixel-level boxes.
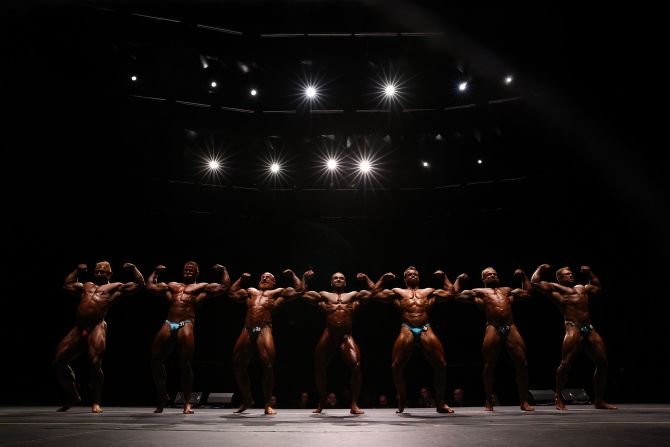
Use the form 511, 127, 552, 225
166, 319, 193, 335
402, 322, 430, 345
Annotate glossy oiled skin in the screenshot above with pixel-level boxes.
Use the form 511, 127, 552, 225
454, 267, 534, 411
367, 268, 454, 414
302, 271, 371, 414
53, 262, 144, 413
531, 264, 616, 411
146, 263, 230, 414
229, 270, 303, 415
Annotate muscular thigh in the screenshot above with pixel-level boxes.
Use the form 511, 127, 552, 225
339, 335, 362, 366
584, 330, 608, 364
505, 325, 528, 361
482, 325, 503, 358
392, 329, 414, 364
177, 324, 195, 359
420, 328, 445, 364
54, 327, 84, 362
257, 328, 276, 363
87, 321, 107, 360
561, 327, 583, 361
315, 330, 338, 361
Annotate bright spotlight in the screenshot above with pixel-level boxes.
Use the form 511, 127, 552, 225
305, 86, 317, 98
326, 159, 338, 170
131, 75, 137, 82
359, 160, 372, 173
504, 75, 513, 85
208, 160, 220, 170
211, 81, 217, 88
422, 161, 429, 167
270, 162, 281, 173
250, 88, 257, 96
458, 82, 468, 92
477, 159, 483, 165
384, 84, 396, 97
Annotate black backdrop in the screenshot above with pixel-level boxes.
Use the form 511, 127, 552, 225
5, 1, 668, 407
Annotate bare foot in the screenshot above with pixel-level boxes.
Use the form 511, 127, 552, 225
264, 406, 276, 415
91, 404, 103, 413
233, 404, 248, 414
312, 405, 323, 414
555, 397, 567, 411
485, 400, 494, 411
350, 404, 365, 415
436, 403, 454, 414
57, 394, 82, 412
595, 401, 617, 410
183, 404, 194, 414
520, 402, 535, 411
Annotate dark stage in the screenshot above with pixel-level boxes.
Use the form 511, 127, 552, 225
2, 406, 670, 446
4, 2, 669, 445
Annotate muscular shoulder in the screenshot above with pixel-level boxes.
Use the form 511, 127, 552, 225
420, 287, 435, 297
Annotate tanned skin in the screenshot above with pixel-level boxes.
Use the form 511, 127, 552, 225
53, 262, 144, 412
531, 264, 616, 411
454, 267, 534, 411
360, 267, 456, 414
228, 269, 307, 415
301, 271, 372, 414
146, 262, 230, 414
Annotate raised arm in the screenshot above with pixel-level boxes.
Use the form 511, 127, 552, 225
146, 265, 169, 296
228, 273, 251, 302
280, 268, 311, 299
202, 264, 231, 299
510, 268, 532, 302
432, 270, 456, 302
356, 273, 376, 290
117, 263, 145, 296
530, 263, 555, 296
299, 270, 323, 304
63, 264, 87, 297
355, 290, 373, 303
452, 273, 481, 304
581, 265, 602, 296
370, 272, 397, 302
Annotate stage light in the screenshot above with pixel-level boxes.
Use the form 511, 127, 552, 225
208, 160, 220, 170
305, 86, 317, 98
359, 160, 372, 173
422, 161, 429, 167
250, 88, 257, 96
384, 84, 396, 97
270, 162, 281, 173
504, 75, 513, 85
211, 81, 217, 88
458, 81, 468, 92
477, 159, 483, 165
131, 75, 137, 81
326, 159, 338, 170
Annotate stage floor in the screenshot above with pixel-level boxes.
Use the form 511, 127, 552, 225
1, 405, 669, 446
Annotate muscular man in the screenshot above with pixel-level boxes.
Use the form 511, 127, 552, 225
531, 264, 616, 410
228, 269, 306, 415
454, 267, 534, 411
362, 266, 455, 413
301, 271, 372, 414
147, 262, 230, 414
53, 261, 144, 412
